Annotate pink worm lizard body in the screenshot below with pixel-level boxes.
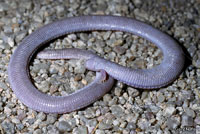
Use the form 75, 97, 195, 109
8, 15, 185, 113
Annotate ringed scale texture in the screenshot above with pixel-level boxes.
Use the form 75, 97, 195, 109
8, 15, 185, 113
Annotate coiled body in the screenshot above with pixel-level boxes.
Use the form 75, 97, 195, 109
8, 15, 185, 113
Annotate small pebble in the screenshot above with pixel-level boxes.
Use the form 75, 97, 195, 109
0, 81, 8, 89
74, 74, 82, 81
33, 129, 42, 134
15, 31, 27, 43
164, 106, 176, 116
126, 122, 136, 130
96, 130, 105, 134
195, 116, 200, 125
16, 123, 24, 131
157, 93, 165, 103
166, 117, 180, 129
103, 94, 112, 102
57, 121, 72, 132
184, 108, 195, 118
181, 114, 194, 127
73, 126, 88, 134
113, 45, 126, 55
98, 122, 112, 130
46, 114, 57, 124
110, 105, 124, 117
1, 121, 15, 134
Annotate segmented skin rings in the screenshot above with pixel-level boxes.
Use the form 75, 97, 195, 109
8, 16, 184, 113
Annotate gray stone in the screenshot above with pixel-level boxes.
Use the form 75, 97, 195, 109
130, 130, 137, 134
108, 97, 118, 106
181, 114, 194, 127
36, 112, 46, 121
47, 125, 59, 134
103, 94, 112, 102
0, 102, 3, 111
15, 31, 27, 43
49, 67, 59, 74
1, 121, 15, 134
113, 45, 126, 55
112, 120, 120, 126
141, 91, 148, 100
0, 114, 6, 122
126, 122, 136, 130
57, 121, 72, 132
103, 31, 111, 40
185, 108, 195, 118
4, 106, 12, 116
194, 59, 200, 68
87, 119, 97, 127
27, 118, 35, 125
0, 2, 9, 11
17, 112, 26, 121
32, 63, 49, 73
0, 81, 8, 89
133, 0, 142, 5
33, 129, 42, 134
157, 93, 165, 103
127, 87, 139, 97
166, 118, 180, 129
114, 87, 122, 97
111, 105, 124, 117
177, 80, 186, 89
3, 26, 12, 33
73, 126, 88, 134
164, 105, 176, 116
16, 123, 24, 131
11, 117, 20, 124
55, 5, 64, 14
7, 37, 14, 47
197, 77, 200, 87
145, 112, 154, 120
98, 122, 112, 130
33, 14, 43, 23
137, 118, 150, 130
66, 118, 77, 128
19, 0, 32, 9
37, 81, 50, 93
80, 33, 89, 41
46, 114, 57, 124
195, 116, 200, 125
96, 130, 105, 134
84, 108, 96, 118
188, 45, 196, 57
118, 97, 126, 105
74, 64, 86, 74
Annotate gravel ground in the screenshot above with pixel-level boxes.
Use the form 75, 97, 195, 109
0, 0, 200, 134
